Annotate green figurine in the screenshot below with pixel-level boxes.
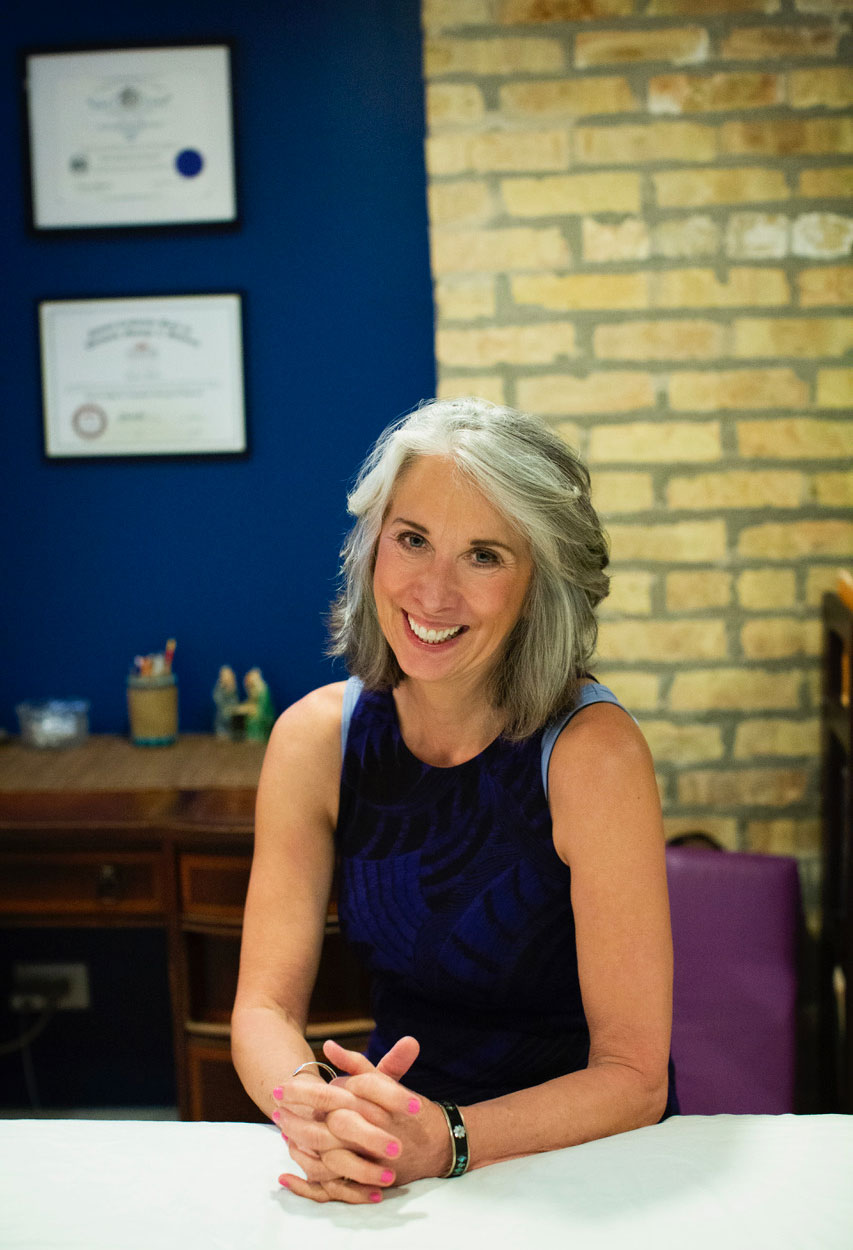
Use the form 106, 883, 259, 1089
242, 668, 275, 742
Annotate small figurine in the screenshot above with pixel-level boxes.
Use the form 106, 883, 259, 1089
241, 668, 276, 742
212, 666, 239, 739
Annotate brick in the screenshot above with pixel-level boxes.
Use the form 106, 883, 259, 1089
500, 77, 637, 116
725, 212, 788, 260
817, 369, 853, 408
582, 218, 650, 262
518, 371, 655, 415
555, 420, 584, 450
737, 569, 797, 610
653, 267, 789, 308
740, 617, 822, 659
805, 669, 822, 710
805, 566, 844, 606
721, 25, 842, 59
737, 417, 853, 460
502, 172, 642, 217
791, 213, 853, 259
812, 471, 853, 507
649, 72, 783, 115
599, 569, 655, 614
721, 118, 853, 158
654, 215, 720, 258
796, 0, 853, 12
666, 570, 732, 611
739, 520, 853, 559
730, 720, 815, 755
422, 0, 491, 30
798, 266, 853, 307
589, 470, 655, 513
669, 369, 808, 411
425, 38, 564, 76
575, 121, 717, 165
426, 84, 486, 127
733, 316, 853, 358
436, 322, 576, 366
500, 0, 634, 18
605, 520, 727, 562
512, 272, 648, 310
594, 319, 724, 360
593, 670, 660, 711
599, 619, 728, 662
574, 27, 709, 67
667, 469, 803, 510
648, 0, 780, 11
654, 166, 789, 207
428, 129, 570, 175
428, 181, 493, 226
436, 375, 507, 404
435, 278, 497, 321
798, 167, 853, 198
670, 668, 801, 710
641, 720, 725, 764
432, 227, 571, 274
678, 768, 808, 806
746, 817, 821, 856
789, 68, 853, 110
589, 421, 721, 463
664, 816, 739, 850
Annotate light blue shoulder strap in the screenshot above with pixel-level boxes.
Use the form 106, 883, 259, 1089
540, 682, 634, 800
340, 675, 365, 755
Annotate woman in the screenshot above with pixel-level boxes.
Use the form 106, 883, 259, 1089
231, 397, 676, 1204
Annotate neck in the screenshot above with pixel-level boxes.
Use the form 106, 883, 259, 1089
393, 676, 504, 767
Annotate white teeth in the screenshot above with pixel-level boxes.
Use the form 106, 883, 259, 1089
407, 615, 463, 644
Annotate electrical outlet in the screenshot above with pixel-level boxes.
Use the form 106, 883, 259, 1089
11, 962, 91, 1011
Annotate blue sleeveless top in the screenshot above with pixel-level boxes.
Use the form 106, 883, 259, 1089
335, 678, 678, 1113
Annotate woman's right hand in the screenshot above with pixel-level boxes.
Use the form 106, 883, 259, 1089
275, 1036, 422, 1204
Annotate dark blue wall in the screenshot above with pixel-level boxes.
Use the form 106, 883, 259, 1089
0, 0, 435, 733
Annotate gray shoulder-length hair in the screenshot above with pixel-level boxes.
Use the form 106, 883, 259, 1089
328, 397, 610, 739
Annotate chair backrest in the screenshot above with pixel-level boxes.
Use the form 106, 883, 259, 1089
665, 845, 802, 1115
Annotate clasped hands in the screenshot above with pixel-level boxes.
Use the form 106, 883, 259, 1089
274, 1035, 447, 1204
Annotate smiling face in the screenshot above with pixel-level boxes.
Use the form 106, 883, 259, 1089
372, 455, 533, 696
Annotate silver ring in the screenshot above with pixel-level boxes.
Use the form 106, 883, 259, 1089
291, 1060, 337, 1082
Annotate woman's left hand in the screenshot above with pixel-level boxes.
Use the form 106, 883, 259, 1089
275, 1038, 450, 1203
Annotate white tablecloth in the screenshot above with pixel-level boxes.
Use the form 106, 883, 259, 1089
1, 1114, 851, 1249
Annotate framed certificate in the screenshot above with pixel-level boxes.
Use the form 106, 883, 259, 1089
39, 294, 247, 458
24, 43, 237, 231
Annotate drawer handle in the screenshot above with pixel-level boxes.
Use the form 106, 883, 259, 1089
97, 863, 121, 905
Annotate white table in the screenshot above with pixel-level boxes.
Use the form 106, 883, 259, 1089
1, 1114, 851, 1249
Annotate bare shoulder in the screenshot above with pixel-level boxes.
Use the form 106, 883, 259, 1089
258, 681, 347, 827
547, 701, 661, 865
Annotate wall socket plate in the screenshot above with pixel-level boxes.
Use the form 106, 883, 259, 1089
11, 962, 91, 1011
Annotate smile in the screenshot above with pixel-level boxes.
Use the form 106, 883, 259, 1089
406, 613, 466, 645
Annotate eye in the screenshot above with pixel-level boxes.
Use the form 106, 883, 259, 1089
471, 547, 501, 566
396, 530, 427, 550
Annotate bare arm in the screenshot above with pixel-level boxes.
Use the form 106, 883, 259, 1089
230, 683, 344, 1118
461, 702, 673, 1168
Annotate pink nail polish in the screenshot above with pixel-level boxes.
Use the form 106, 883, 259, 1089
380, 1169, 394, 1185
272, 1086, 284, 1101
281, 1132, 288, 1141
271, 1109, 281, 1122
369, 1191, 382, 1204
385, 1141, 399, 1157
278, 1176, 290, 1189
407, 1098, 421, 1114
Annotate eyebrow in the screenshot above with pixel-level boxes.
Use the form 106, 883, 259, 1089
389, 517, 518, 553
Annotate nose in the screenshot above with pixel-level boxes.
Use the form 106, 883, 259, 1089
411, 555, 460, 617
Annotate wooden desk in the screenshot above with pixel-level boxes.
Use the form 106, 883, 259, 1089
0, 736, 372, 1120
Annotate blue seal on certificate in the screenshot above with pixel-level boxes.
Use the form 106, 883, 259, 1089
175, 149, 204, 178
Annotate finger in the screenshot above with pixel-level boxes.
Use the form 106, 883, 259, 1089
342, 1070, 422, 1118
286, 1142, 337, 1184
376, 1035, 420, 1083
323, 1038, 374, 1077
321, 1146, 397, 1189
277, 1106, 341, 1156
326, 1106, 401, 1159
279, 1174, 384, 1206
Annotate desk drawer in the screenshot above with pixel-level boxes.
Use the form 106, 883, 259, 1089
179, 854, 251, 921
0, 851, 164, 916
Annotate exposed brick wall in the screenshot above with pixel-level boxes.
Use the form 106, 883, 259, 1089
421, 0, 853, 923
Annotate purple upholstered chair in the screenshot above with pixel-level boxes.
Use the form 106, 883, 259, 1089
665, 844, 802, 1115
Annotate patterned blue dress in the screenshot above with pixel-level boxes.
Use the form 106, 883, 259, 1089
335, 678, 678, 1113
